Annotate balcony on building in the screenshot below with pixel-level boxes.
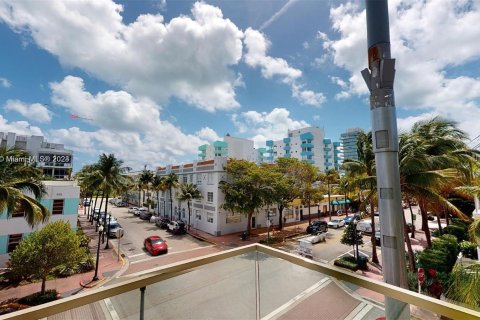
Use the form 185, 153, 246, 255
300, 143, 313, 148
300, 150, 314, 157
6, 244, 479, 320
299, 132, 314, 141
283, 145, 291, 151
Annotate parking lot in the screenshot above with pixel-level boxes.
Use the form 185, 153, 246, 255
105, 204, 213, 264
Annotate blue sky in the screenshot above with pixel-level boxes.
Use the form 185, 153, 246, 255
1, 0, 479, 171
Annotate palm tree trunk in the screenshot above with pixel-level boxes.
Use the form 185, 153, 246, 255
92, 192, 99, 225
138, 187, 141, 206
436, 212, 443, 235
41, 276, 46, 295
345, 191, 349, 217
370, 198, 379, 264
187, 201, 191, 231
406, 196, 416, 238
403, 213, 416, 271
420, 202, 432, 247
157, 191, 160, 216
278, 205, 284, 230
247, 212, 253, 235
103, 193, 110, 249
328, 183, 332, 221
307, 194, 312, 225
170, 187, 173, 220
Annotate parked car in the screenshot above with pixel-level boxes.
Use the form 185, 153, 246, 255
328, 219, 345, 229
155, 217, 171, 229
108, 221, 123, 238
167, 220, 186, 234
139, 211, 153, 220
128, 207, 138, 213
306, 220, 328, 234
343, 215, 361, 225
116, 202, 127, 207
356, 218, 380, 233
144, 236, 168, 256
134, 207, 148, 216
83, 199, 91, 207
375, 230, 381, 246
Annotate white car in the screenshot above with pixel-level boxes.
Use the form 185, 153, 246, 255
128, 207, 138, 213
134, 207, 148, 216
328, 219, 345, 229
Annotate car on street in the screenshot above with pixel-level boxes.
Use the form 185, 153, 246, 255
375, 231, 381, 246
328, 219, 345, 229
155, 217, 171, 229
306, 220, 328, 234
108, 221, 123, 238
343, 215, 361, 225
128, 207, 138, 213
144, 236, 168, 256
116, 202, 127, 207
83, 199, 91, 206
139, 211, 153, 220
167, 220, 186, 235
134, 207, 148, 216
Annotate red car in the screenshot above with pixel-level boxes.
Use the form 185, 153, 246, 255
144, 236, 168, 256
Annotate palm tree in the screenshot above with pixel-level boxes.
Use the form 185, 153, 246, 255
0, 147, 49, 226
298, 162, 318, 224
151, 175, 166, 216
177, 183, 202, 230
164, 173, 179, 220
139, 167, 154, 204
342, 132, 379, 264
90, 154, 130, 249
319, 169, 340, 220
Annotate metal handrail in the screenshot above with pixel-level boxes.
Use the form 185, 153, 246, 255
1, 243, 479, 320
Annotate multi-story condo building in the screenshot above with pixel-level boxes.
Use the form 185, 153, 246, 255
263, 127, 343, 172
198, 135, 259, 163
340, 128, 364, 162
0, 132, 73, 179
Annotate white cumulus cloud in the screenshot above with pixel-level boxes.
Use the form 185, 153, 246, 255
232, 107, 310, 147
0, 1, 243, 112
0, 115, 43, 136
0, 77, 11, 88
4, 99, 52, 123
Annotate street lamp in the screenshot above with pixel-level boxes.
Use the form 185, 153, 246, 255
92, 224, 104, 282
104, 213, 112, 249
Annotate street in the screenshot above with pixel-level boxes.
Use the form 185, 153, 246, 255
105, 205, 213, 265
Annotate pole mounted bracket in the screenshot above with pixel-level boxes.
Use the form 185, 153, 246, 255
361, 58, 396, 92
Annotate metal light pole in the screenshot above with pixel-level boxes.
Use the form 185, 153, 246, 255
92, 224, 104, 282
362, 1, 409, 318
105, 214, 111, 249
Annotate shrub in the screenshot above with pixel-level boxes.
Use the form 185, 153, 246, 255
407, 271, 418, 292
417, 249, 451, 273
459, 240, 478, 259
442, 224, 468, 242
18, 290, 58, 306
334, 257, 358, 271
432, 234, 459, 269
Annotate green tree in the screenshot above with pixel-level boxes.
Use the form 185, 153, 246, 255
219, 159, 270, 235
0, 147, 50, 226
298, 162, 318, 224
266, 158, 301, 230
139, 167, 154, 204
164, 173, 179, 220
151, 175, 166, 216
318, 168, 340, 220
445, 264, 480, 308
342, 132, 379, 264
341, 222, 363, 259
8, 221, 86, 295
177, 183, 202, 230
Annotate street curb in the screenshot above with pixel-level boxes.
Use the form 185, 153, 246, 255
80, 277, 108, 289
187, 231, 217, 246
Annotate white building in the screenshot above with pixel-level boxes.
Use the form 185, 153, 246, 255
0, 132, 73, 179
0, 181, 80, 266
155, 158, 346, 236
263, 127, 343, 172
198, 134, 260, 163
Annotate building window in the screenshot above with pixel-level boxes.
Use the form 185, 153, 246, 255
183, 175, 187, 184
207, 192, 213, 202
8, 234, 22, 253
207, 213, 214, 223
196, 174, 202, 184
11, 205, 25, 218
182, 208, 185, 219
196, 210, 202, 220
52, 199, 64, 215
207, 173, 213, 185
190, 174, 193, 183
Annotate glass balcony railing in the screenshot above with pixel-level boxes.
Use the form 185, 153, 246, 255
3, 244, 480, 320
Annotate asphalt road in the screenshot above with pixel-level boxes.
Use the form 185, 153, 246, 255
106, 205, 212, 264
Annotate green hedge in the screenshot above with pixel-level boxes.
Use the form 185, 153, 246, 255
334, 256, 368, 272
442, 225, 468, 242
417, 234, 459, 274
18, 290, 58, 306
459, 240, 478, 259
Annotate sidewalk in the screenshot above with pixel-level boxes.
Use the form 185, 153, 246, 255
0, 211, 123, 303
